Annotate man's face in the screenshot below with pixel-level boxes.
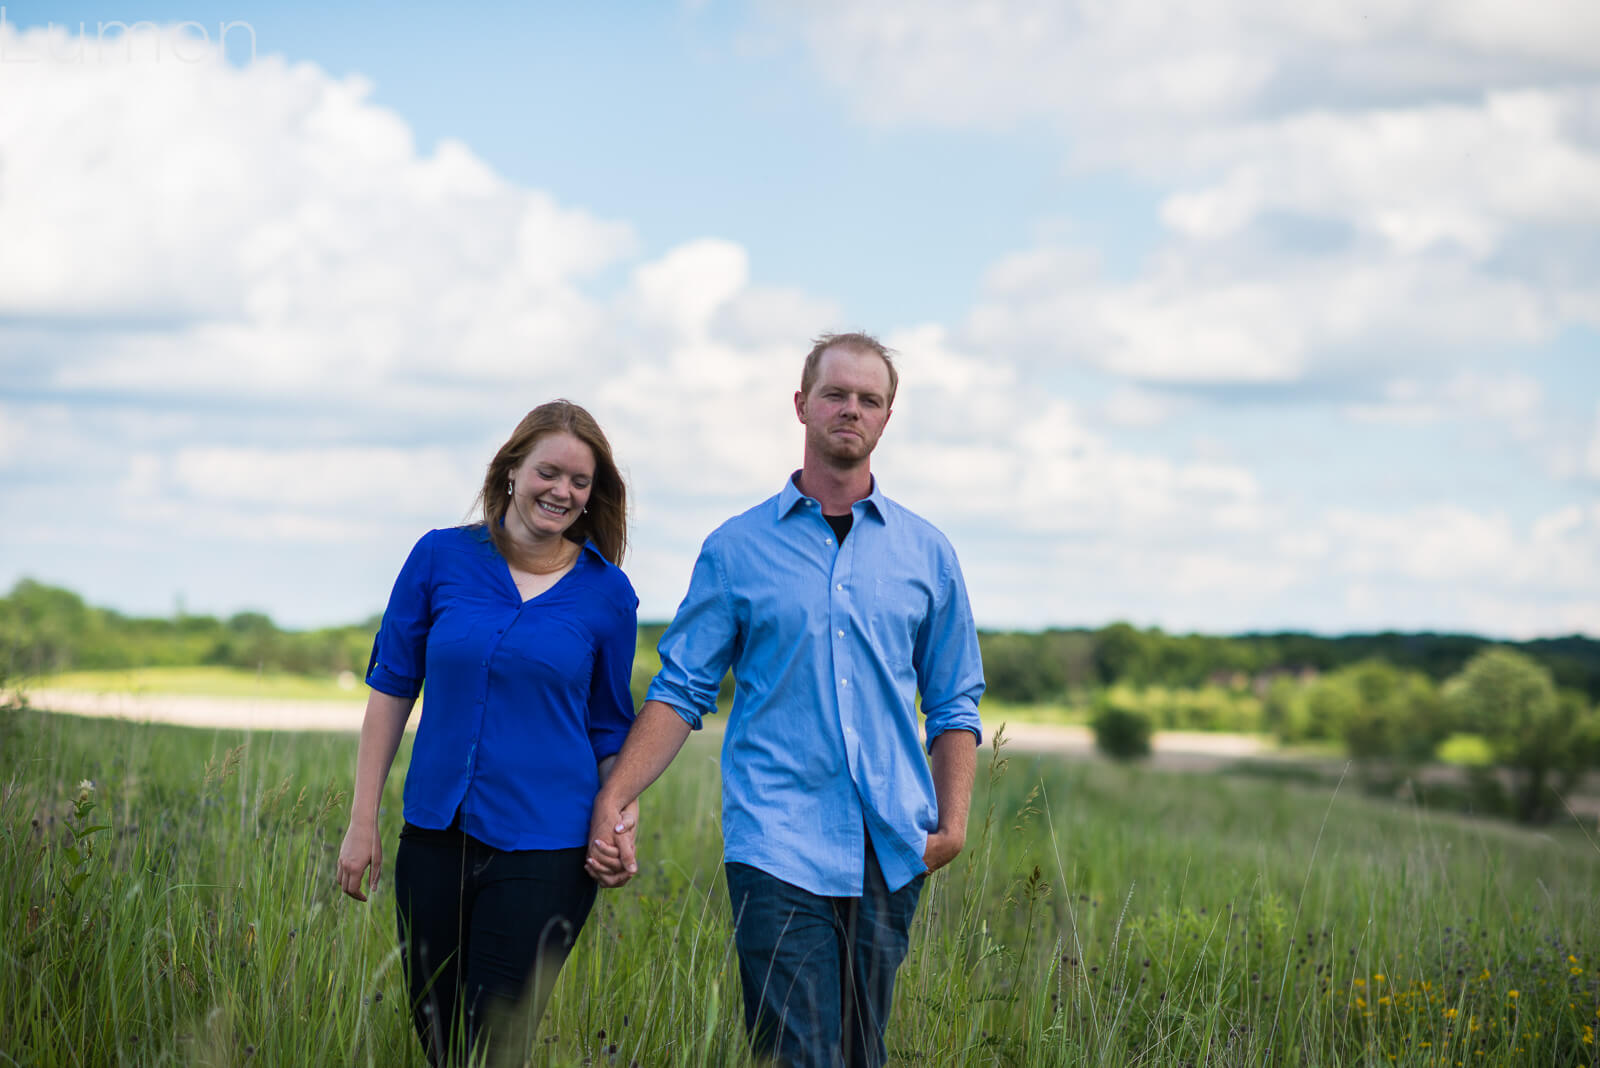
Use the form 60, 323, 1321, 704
795, 345, 893, 466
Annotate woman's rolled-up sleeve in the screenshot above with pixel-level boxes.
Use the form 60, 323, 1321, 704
586, 589, 639, 762
365, 532, 435, 699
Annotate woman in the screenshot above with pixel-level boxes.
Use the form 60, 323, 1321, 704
337, 399, 638, 1066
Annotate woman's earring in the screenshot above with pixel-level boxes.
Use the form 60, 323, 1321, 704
507, 480, 514, 496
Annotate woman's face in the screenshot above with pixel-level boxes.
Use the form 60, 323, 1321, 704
505, 431, 596, 545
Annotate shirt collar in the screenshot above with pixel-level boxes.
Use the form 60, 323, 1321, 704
777, 471, 888, 524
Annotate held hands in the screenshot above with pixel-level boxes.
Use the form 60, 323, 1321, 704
584, 796, 639, 888
337, 821, 382, 902
923, 826, 966, 874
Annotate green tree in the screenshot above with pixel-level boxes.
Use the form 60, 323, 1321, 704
1093, 622, 1152, 686
1446, 648, 1597, 824
0, 579, 92, 674
1303, 672, 1359, 743
1333, 659, 1447, 766
979, 632, 1066, 704
1261, 674, 1311, 743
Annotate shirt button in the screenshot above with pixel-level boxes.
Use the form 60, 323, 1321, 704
836, 630, 845, 638
835, 583, 844, 591
840, 678, 849, 687
824, 538, 833, 545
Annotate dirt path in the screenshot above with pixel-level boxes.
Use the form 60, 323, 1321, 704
23, 688, 371, 732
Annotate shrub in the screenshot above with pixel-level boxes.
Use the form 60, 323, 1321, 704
1091, 702, 1152, 762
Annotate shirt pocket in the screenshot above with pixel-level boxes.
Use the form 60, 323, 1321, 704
869, 577, 928, 663
504, 615, 595, 686
425, 604, 482, 653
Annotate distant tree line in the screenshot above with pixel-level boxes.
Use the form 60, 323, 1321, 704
5, 580, 1596, 703
0, 580, 375, 679
979, 621, 1600, 703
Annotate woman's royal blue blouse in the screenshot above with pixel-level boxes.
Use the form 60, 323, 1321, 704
366, 525, 638, 851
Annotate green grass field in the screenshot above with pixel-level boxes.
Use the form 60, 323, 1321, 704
32, 666, 366, 702
3, 701, 1598, 1066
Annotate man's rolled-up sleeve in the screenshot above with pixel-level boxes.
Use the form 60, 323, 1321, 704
645, 538, 739, 730
915, 548, 985, 750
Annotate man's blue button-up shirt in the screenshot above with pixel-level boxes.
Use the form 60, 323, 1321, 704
646, 475, 985, 896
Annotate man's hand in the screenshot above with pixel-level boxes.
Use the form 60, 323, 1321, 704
924, 727, 978, 874
923, 827, 966, 873
584, 793, 638, 888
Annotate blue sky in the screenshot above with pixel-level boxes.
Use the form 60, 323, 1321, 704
1, 1, 1597, 636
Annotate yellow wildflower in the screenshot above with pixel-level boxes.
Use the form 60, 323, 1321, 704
1507, 990, 1519, 1000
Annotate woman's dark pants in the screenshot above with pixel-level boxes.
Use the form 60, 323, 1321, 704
393, 824, 596, 1067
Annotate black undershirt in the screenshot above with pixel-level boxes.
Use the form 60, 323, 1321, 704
824, 512, 853, 544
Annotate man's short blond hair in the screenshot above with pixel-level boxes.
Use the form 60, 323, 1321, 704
800, 332, 898, 407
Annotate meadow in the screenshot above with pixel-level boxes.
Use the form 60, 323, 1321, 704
3, 698, 1598, 1067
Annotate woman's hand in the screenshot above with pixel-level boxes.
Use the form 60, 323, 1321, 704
584, 796, 639, 888
337, 821, 382, 902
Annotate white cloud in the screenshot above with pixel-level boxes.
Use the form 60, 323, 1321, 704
1, 16, 1594, 640
167, 446, 470, 513
873, 327, 1269, 544
1102, 386, 1182, 428
1588, 403, 1600, 478
0, 22, 634, 400
782, 1, 1600, 390
1345, 371, 1545, 429
1156, 89, 1600, 259
967, 247, 1552, 384
782, 0, 1600, 132
0, 406, 23, 467
629, 239, 751, 338
1327, 503, 1599, 593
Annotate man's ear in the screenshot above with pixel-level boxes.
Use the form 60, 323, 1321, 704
794, 389, 807, 423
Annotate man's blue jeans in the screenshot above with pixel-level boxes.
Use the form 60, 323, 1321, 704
725, 844, 924, 1068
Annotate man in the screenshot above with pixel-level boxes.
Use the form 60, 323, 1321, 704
587, 332, 985, 1067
